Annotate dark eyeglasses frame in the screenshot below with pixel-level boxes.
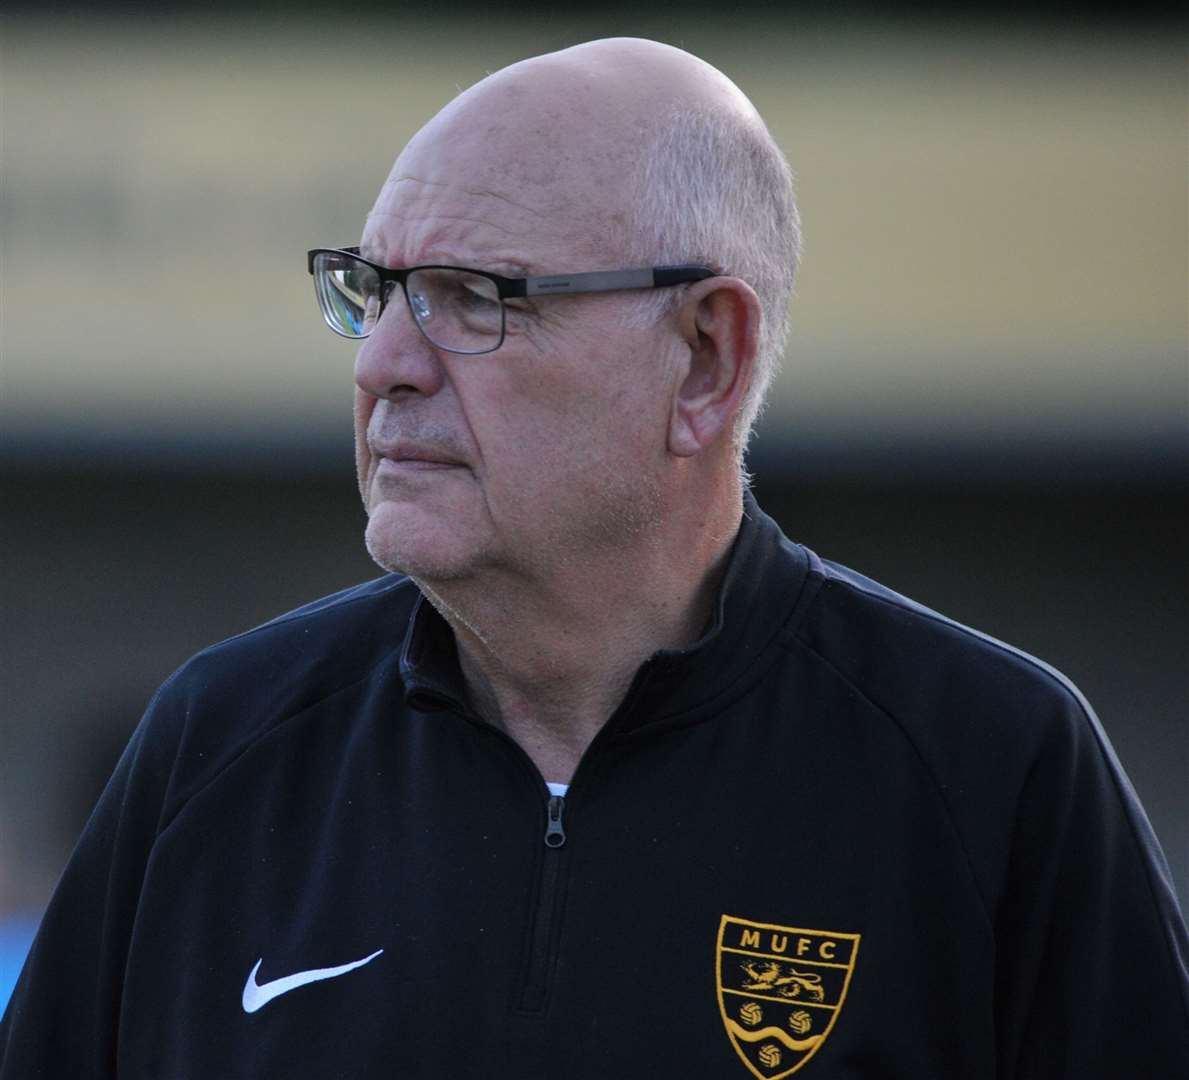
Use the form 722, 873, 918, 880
307, 246, 718, 353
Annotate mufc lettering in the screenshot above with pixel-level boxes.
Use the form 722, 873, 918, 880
738, 929, 842, 962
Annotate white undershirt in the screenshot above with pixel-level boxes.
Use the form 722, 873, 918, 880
546, 782, 569, 797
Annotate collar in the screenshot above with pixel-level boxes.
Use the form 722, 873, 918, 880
399, 490, 811, 732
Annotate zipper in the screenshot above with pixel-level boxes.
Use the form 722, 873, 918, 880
518, 794, 567, 1012
436, 700, 574, 1014
544, 794, 567, 848
439, 691, 642, 1015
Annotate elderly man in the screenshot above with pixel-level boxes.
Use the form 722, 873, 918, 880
2, 37, 1186, 1080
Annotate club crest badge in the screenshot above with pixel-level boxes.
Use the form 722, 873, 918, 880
716, 915, 861, 1078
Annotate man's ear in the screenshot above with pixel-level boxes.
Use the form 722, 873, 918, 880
668, 277, 761, 458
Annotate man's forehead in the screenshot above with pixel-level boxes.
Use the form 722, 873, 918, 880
362, 171, 585, 274
363, 117, 625, 270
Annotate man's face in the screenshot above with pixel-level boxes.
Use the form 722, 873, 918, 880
353, 103, 676, 585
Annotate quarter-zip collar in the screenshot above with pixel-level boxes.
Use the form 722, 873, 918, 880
398, 491, 813, 730
398, 588, 468, 714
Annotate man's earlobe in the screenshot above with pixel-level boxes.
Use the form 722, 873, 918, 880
668, 279, 761, 458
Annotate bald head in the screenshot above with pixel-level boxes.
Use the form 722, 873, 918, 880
489, 35, 755, 102
433, 40, 761, 171
390, 40, 761, 258
370, 37, 799, 452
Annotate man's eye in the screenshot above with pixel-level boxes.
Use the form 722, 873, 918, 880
458, 286, 499, 309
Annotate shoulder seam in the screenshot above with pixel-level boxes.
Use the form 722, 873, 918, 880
796, 573, 1189, 1016
784, 633, 996, 933
811, 572, 1091, 711
155, 647, 400, 840
147, 575, 416, 837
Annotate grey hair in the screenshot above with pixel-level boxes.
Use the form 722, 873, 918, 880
620, 106, 801, 460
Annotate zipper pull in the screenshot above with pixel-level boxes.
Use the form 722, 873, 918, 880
544, 794, 567, 848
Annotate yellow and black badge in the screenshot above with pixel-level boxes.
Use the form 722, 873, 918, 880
716, 915, 860, 1078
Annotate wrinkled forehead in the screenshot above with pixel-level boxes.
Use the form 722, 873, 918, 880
365, 78, 634, 271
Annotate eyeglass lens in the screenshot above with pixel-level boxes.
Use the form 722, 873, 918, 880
312, 252, 505, 354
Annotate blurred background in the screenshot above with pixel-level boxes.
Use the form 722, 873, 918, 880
1, 3, 1185, 1008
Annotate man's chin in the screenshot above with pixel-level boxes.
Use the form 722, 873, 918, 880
363, 504, 476, 582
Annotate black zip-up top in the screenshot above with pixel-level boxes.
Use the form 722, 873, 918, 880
3, 497, 1187, 1078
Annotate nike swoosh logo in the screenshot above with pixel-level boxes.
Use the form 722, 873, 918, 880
241, 949, 384, 1013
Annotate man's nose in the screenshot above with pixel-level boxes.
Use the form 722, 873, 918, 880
353, 291, 446, 401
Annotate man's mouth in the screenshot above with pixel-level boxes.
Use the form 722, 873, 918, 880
371, 440, 466, 473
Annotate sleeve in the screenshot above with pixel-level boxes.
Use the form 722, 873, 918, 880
0, 682, 183, 1080
991, 689, 1189, 1078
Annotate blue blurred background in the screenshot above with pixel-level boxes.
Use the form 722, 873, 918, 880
1, 3, 1185, 1009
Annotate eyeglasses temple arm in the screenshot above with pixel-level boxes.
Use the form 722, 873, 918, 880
521, 266, 715, 298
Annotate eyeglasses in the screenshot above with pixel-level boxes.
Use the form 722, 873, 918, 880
307, 247, 717, 355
